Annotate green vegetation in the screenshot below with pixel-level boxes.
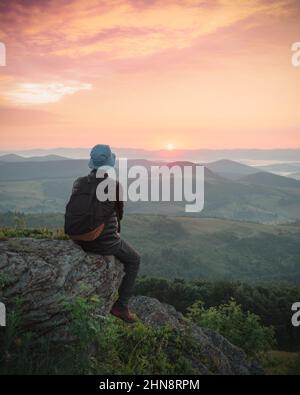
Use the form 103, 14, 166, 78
123, 215, 300, 284
0, 179, 73, 213
0, 227, 67, 241
1, 213, 299, 374
136, 277, 300, 352
1, 213, 300, 284
187, 300, 275, 357
264, 351, 300, 375
2, 293, 297, 375
0, 296, 200, 375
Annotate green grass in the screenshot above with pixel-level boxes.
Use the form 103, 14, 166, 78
0, 228, 67, 240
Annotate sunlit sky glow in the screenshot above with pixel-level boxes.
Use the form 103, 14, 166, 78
0, 0, 299, 150
6, 82, 93, 105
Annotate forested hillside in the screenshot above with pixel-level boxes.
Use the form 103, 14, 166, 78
1, 213, 300, 285
135, 277, 300, 352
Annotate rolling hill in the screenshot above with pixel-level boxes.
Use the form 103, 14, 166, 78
0, 154, 27, 162
0, 154, 68, 163
0, 159, 299, 223
0, 159, 88, 181
240, 172, 300, 189
205, 159, 258, 180
122, 216, 300, 284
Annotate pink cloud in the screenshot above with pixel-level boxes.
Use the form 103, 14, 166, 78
0, 0, 299, 149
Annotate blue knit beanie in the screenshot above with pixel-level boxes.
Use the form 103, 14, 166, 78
88, 144, 116, 169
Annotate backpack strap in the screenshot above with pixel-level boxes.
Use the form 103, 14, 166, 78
69, 223, 105, 241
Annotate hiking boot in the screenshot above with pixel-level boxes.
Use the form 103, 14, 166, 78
110, 303, 138, 323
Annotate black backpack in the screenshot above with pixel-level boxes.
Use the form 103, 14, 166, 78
64, 173, 108, 237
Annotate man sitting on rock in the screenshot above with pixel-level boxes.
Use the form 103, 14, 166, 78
65, 144, 140, 323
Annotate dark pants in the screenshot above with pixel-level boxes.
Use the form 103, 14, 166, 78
77, 238, 140, 308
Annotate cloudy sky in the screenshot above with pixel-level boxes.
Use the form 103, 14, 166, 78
0, 0, 299, 150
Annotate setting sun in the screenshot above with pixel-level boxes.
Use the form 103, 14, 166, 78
166, 143, 175, 151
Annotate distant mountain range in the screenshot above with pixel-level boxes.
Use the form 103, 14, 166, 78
1, 147, 300, 161
0, 157, 286, 182
0, 157, 299, 224
2, 149, 300, 180
0, 154, 68, 162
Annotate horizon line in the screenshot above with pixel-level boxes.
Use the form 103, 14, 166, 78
1, 147, 300, 153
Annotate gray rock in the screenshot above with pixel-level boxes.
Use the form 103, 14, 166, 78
0, 238, 124, 338
129, 295, 264, 375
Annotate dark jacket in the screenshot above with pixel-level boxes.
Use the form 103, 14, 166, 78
73, 170, 123, 249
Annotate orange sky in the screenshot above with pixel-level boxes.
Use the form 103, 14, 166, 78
0, 0, 299, 150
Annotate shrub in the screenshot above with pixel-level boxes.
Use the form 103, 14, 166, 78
187, 299, 275, 357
